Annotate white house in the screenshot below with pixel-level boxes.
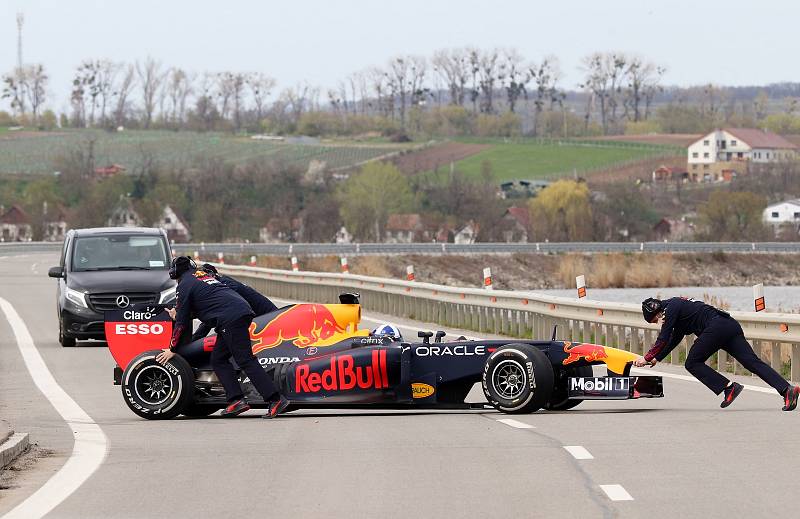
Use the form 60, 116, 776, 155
107, 196, 142, 227
763, 199, 800, 226
156, 205, 191, 243
454, 222, 478, 244
688, 128, 797, 173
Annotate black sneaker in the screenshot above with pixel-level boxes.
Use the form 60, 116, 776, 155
720, 382, 744, 408
783, 385, 799, 412
263, 396, 290, 419
220, 399, 250, 417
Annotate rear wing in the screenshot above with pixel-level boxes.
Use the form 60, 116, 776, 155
105, 306, 173, 370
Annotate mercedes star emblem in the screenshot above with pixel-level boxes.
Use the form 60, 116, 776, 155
116, 295, 130, 308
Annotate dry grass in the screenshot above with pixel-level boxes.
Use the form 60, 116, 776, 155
558, 253, 685, 289
557, 254, 587, 287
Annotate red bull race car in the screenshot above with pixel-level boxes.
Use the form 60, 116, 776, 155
105, 294, 663, 419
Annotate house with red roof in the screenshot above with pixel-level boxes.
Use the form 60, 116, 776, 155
0, 205, 32, 241
385, 213, 426, 243
687, 128, 797, 181
501, 206, 530, 243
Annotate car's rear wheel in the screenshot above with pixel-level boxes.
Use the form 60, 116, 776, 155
121, 351, 194, 420
59, 323, 76, 347
545, 365, 593, 411
482, 343, 554, 414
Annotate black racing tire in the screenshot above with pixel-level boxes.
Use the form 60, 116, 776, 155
545, 365, 594, 411
182, 403, 223, 418
59, 323, 76, 347
482, 343, 554, 414
121, 351, 194, 420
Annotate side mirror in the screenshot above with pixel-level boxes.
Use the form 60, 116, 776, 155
48, 266, 64, 278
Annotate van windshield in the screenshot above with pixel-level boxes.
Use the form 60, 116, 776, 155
71, 235, 169, 272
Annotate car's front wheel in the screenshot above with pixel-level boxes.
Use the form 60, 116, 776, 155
121, 351, 194, 420
59, 322, 76, 347
482, 343, 554, 414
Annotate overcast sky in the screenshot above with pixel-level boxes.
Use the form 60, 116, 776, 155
2, 0, 799, 112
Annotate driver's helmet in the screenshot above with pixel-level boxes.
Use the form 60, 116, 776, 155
371, 323, 402, 341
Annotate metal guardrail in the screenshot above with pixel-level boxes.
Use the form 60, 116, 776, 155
218, 264, 799, 384
172, 241, 800, 256
6, 240, 800, 256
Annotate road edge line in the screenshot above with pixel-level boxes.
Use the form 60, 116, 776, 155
0, 297, 108, 519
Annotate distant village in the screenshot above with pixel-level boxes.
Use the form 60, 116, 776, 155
2, 127, 799, 244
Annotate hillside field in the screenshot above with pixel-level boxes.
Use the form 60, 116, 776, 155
423, 138, 682, 181
0, 129, 414, 175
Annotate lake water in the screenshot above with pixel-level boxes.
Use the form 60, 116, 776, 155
530, 286, 799, 313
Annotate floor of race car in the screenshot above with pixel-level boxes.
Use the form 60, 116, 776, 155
1, 255, 798, 519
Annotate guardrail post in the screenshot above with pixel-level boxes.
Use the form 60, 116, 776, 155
717, 350, 728, 372
792, 344, 799, 383
769, 341, 781, 372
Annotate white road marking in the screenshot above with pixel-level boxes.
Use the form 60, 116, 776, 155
632, 367, 777, 395
600, 484, 634, 501
496, 418, 535, 429
0, 298, 108, 519
563, 445, 594, 460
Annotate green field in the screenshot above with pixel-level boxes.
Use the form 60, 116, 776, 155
0, 129, 413, 175
444, 139, 680, 181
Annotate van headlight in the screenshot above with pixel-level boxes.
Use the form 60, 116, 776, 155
159, 286, 177, 304
65, 286, 88, 308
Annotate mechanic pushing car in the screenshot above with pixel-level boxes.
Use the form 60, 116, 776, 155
189, 263, 279, 341
156, 256, 289, 418
634, 297, 800, 411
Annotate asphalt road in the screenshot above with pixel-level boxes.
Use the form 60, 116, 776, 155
1, 253, 798, 519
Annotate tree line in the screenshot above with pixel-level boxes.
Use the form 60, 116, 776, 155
0, 47, 750, 137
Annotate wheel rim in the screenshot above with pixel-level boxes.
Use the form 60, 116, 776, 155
493, 360, 526, 400
133, 365, 174, 405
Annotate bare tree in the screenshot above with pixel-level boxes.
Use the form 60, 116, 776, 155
623, 57, 664, 122
432, 48, 470, 106
113, 64, 136, 128
247, 72, 275, 123
529, 57, 561, 135
23, 64, 48, 123
1, 72, 26, 119
501, 49, 529, 113
367, 67, 391, 117
136, 57, 165, 129
580, 52, 627, 133
388, 56, 410, 125
165, 68, 193, 129
473, 49, 500, 113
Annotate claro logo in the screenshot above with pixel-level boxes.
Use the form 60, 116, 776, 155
295, 350, 388, 393
114, 323, 165, 335
411, 382, 435, 399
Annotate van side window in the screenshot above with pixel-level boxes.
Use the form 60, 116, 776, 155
60, 237, 70, 267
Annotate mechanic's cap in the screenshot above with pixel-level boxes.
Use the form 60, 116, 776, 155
169, 256, 195, 279
642, 298, 663, 323
371, 323, 402, 341
202, 263, 219, 276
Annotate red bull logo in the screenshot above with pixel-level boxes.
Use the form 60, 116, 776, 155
295, 350, 389, 393
563, 342, 608, 365
250, 304, 348, 354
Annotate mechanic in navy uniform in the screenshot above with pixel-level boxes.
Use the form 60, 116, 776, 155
189, 263, 278, 341
156, 256, 289, 418
634, 297, 799, 411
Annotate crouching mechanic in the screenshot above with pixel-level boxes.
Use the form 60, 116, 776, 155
634, 297, 799, 411
156, 256, 289, 418
190, 263, 278, 341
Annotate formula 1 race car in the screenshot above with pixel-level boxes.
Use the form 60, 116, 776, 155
105, 294, 663, 419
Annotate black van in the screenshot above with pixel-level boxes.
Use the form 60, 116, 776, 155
48, 227, 176, 347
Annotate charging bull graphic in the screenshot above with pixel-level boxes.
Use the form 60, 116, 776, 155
250, 304, 355, 354
563, 342, 609, 365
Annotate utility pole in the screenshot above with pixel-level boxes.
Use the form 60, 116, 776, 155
15, 12, 27, 118
16, 12, 24, 72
